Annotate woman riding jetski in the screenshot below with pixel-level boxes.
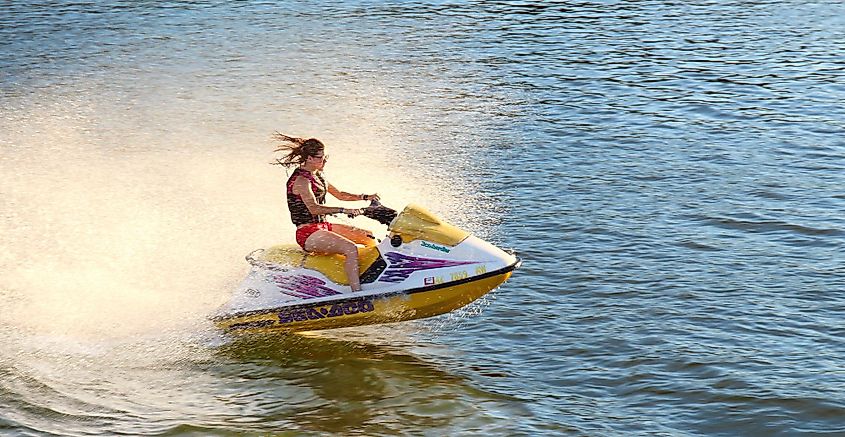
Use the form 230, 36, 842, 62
211, 138, 517, 333
272, 133, 396, 292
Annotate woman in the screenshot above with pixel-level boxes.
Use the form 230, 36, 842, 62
272, 133, 380, 292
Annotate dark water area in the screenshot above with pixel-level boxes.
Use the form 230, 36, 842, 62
2, 1, 845, 435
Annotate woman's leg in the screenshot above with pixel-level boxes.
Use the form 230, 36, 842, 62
303, 230, 362, 291
331, 223, 377, 247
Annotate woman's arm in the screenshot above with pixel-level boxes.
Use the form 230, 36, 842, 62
327, 183, 379, 202
327, 183, 362, 201
292, 176, 350, 215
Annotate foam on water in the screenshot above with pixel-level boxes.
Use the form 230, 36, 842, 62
0, 81, 503, 434
0, 88, 485, 346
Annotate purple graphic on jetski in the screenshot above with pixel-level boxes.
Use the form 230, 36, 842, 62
273, 274, 342, 299
378, 252, 476, 283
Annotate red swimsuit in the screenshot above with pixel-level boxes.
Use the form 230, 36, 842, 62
286, 168, 331, 249
295, 222, 333, 249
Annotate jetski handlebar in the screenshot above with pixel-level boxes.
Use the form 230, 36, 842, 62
330, 200, 398, 225
362, 200, 398, 225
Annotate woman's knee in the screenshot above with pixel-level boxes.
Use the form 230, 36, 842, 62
339, 241, 359, 258
305, 230, 354, 254
324, 232, 358, 257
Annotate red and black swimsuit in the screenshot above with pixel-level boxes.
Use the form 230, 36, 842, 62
286, 168, 332, 248
286, 168, 327, 226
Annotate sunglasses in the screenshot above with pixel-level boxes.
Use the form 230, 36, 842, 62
311, 154, 328, 162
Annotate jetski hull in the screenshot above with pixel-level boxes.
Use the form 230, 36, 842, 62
213, 204, 520, 334
214, 263, 517, 333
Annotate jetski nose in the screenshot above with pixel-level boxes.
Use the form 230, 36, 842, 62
504, 249, 522, 269
456, 235, 519, 270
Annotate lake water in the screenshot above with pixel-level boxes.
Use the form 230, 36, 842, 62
2, 1, 845, 435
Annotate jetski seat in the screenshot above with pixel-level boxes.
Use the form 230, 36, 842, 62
255, 204, 466, 284
261, 244, 383, 285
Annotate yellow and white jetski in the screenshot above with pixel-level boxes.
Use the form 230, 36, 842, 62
213, 204, 520, 333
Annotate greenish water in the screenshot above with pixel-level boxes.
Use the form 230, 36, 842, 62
2, 1, 845, 435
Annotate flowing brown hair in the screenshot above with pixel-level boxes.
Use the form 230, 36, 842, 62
271, 132, 325, 167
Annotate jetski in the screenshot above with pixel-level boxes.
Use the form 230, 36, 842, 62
212, 202, 520, 333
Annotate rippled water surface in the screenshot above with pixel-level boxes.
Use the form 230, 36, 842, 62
2, 1, 845, 435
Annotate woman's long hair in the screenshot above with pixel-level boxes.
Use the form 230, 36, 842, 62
271, 133, 324, 167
